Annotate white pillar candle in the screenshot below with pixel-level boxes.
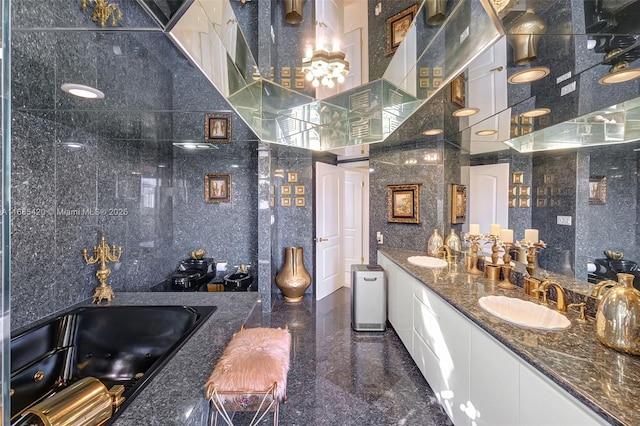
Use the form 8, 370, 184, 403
469, 224, 480, 235
524, 229, 539, 243
490, 224, 501, 236
500, 229, 514, 243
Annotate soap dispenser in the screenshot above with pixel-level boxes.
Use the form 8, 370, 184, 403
444, 229, 461, 252
596, 273, 640, 355
427, 229, 444, 257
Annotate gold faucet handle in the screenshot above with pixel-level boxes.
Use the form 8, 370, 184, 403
568, 303, 588, 323
531, 288, 549, 305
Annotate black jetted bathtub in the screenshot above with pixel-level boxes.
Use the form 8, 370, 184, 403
11, 304, 217, 425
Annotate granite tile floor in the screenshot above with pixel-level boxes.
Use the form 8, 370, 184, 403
233, 287, 454, 426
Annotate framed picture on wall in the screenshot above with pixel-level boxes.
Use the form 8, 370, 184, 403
387, 184, 420, 224
589, 175, 607, 205
205, 113, 232, 143
451, 184, 467, 224
204, 173, 231, 203
451, 74, 465, 108
386, 4, 418, 56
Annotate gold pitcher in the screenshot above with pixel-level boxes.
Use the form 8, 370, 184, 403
596, 273, 640, 355
284, 0, 304, 25
276, 246, 311, 302
425, 0, 447, 26
507, 9, 547, 65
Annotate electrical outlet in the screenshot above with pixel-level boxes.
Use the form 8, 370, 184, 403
460, 26, 469, 44
557, 215, 572, 226
376, 232, 384, 244
560, 81, 576, 96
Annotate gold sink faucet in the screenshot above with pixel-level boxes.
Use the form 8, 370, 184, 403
437, 245, 452, 262
537, 280, 567, 314
591, 279, 617, 298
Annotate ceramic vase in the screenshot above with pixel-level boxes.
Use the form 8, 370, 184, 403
276, 246, 311, 302
507, 9, 547, 65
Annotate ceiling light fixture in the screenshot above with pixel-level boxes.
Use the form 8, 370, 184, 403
61, 83, 105, 99
422, 128, 443, 136
452, 107, 480, 117
521, 108, 551, 118
475, 129, 497, 136
302, 40, 350, 89
598, 61, 640, 85
507, 66, 550, 84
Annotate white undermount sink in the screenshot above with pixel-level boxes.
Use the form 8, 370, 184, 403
478, 296, 571, 331
408, 256, 448, 268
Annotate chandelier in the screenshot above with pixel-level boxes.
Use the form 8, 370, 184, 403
301, 41, 350, 89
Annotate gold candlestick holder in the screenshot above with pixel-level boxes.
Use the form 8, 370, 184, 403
516, 240, 546, 278
82, 234, 123, 304
466, 235, 484, 275
498, 251, 517, 289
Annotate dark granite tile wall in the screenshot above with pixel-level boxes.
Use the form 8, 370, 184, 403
581, 143, 640, 274
367, 0, 418, 81
532, 151, 577, 275
172, 144, 259, 270
369, 140, 448, 263
270, 145, 315, 297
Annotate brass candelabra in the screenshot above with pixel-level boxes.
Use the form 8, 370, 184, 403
81, 0, 123, 27
82, 234, 123, 304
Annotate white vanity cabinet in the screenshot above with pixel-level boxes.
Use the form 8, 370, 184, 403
378, 252, 607, 426
378, 254, 413, 352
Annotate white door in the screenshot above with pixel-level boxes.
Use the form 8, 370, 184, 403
343, 169, 368, 286
342, 28, 362, 92
469, 163, 509, 235
316, 162, 344, 300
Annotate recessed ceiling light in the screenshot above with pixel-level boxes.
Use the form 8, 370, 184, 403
475, 129, 497, 136
452, 107, 480, 117
507, 67, 550, 84
61, 83, 105, 99
598, 67, 640, 85
521, 108, 551, 118
422, 128, 443, 136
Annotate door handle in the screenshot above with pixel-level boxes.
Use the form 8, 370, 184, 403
315, 237, 328, 242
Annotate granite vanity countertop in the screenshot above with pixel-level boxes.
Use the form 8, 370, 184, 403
380, 247, 640, 426
104, 292, 261, 426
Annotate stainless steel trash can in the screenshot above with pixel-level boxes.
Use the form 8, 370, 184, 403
351, 264, 387, 331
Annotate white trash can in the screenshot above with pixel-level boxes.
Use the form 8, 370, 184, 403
351, 264, 387, 331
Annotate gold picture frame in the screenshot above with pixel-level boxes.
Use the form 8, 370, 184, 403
451, 74, 465, 108
204, 173, 231, 203
295, 196, 305, 207
519, 197, 531, 208
589, 175, 607, 205
519, 186, 531, 196
512, 172, 524, 184
387, 183, 420, 224
205, 113, 232, 143
287, 172, 298, 182
295, 185, 305, 195
386, 4, 418, 56
451, 184, 467, 224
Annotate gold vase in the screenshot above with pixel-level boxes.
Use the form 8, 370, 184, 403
276, 246, 311, 302
507, 9, 547, 65
284, 0, 304, 25
596, 273, 640, 355
426, 0, 447, 26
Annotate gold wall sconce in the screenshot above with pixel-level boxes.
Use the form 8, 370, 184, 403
284, 0, 304, 25
82, 0, 123, 27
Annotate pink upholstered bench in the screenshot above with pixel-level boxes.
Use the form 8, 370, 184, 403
205, 326, 291, 426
